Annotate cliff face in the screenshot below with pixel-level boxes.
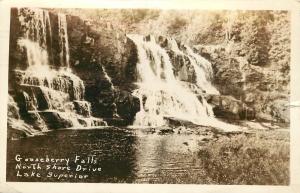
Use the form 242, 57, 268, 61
62, 9, 289, 123
8, 8, 290, 138
66, 15, 140, 122
8, 8, 141, 134
194, 11, 290, 123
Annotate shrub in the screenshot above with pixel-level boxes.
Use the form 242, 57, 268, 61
197, 133, 289, 185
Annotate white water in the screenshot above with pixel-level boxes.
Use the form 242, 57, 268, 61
18, 39, 49, 67
183, 46, 219, 95
128, 34, 242, 131
166, 37, 219, 95
14, 8, 107, 129
7, 96, 45, 135
128, 34, 214, 127
102, 65, 115, 90
17, 8, 51, 49
101, 65, 120, 117
58, 13, 70, 68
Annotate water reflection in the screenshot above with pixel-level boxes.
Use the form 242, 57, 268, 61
134, 130, 202, 183
7, 128, 203, 183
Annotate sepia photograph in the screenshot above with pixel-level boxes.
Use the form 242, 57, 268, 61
4, 4, 292, 187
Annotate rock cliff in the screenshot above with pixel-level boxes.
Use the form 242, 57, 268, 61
7, 8, 290, 138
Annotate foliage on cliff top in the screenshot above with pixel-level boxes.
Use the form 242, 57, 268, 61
57, 8, 290, 122
60, 9, 289, 69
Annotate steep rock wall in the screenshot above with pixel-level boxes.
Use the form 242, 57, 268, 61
8, 8, 140, 129
8, 8, 289, 139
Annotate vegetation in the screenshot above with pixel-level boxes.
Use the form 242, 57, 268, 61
149, 130, 289, 185
54, 10, 290, 184
196, 132, 289, 184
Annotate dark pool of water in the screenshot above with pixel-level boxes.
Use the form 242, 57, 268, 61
7, 127, 203, 183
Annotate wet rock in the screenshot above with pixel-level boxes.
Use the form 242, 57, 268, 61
206, 94, 255, 120
73, 100, 91, 117
77, 117, 107, 127
39, 111, 73, 129
7, 116, 40, 139
158, 128, 174, 135
168, 51, 197, 83
103, 118, 128, 127
7, 95, 20, 119
26, 111, 48, 131
115, 89, 140, 125
17, 84, 52, 111
157, 35, 169, 48
165, 117, 195, 127
7, 95, 43, 138
7, 98, 33, 138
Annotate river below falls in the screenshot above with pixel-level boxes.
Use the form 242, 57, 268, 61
7, 127, 210, 183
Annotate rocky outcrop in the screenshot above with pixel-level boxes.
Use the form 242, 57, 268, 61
8, 7, 289, 139
114, 89, 140, 124
7, 96, 41, 139
206, 95, 255, 120
156, 35, 198, 84
68, 10, 290, 124
195, 43, 289, 123
66, 14, 138, 86
65, 14, 140, 122
9, 8, 141, 130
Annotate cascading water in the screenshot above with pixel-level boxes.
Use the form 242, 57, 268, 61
101, 65, 120, 118
128, 34, 241, 131
166, 37, 219, 95
102, 65, 115, 90
183, 46, 219, 95
17, 8, 52, 49
128, 34, 215, 127
7, 95, 43, 135
11, 8, 107, 131
58, 13, 70, 68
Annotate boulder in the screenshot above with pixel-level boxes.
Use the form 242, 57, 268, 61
206, 94, 255, 120
115, 89, 140, 125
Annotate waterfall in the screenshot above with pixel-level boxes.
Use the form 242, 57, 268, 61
58, 13, 70, 68
7, 95, 44, 136
183, 46, 219, 95
166, 37, 219, 95
18, 39, 49, 67
101, 65, 120, 118
128, 34, 242, 131
128, 34, 216, 127
102, 65, 115, 90
17, 8, 51, 49
11, 8, 107, 131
